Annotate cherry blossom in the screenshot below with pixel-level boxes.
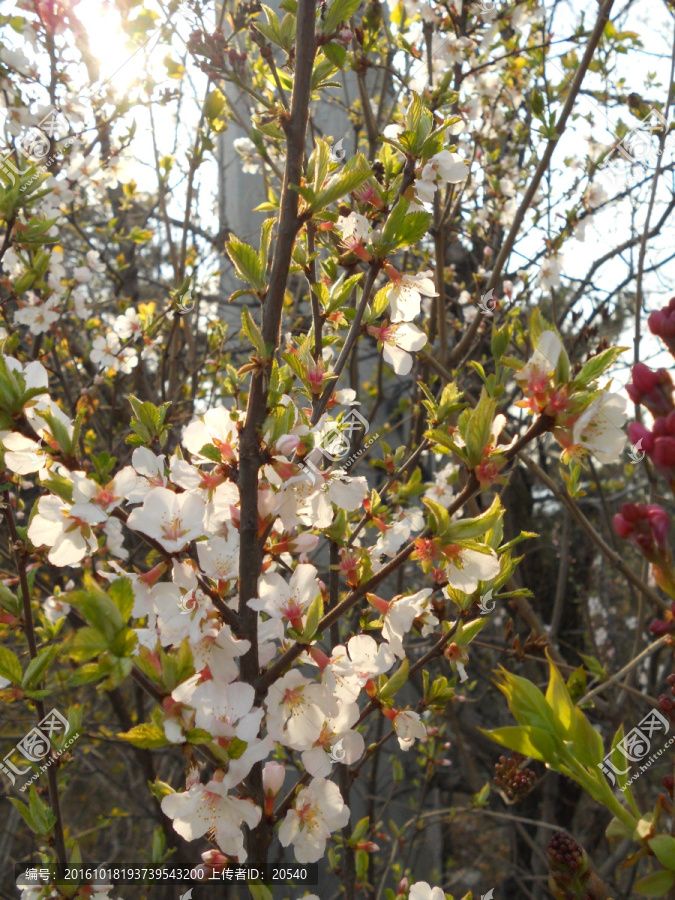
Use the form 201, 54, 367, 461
265, 669, 338, 750
127, 487, 206, 553
391, 709, 428, 751
441, 545, 501, 593
27, 493, 105, 566
327, 634, 397, 702
571, 391, 626, 463
3, 432, 51, 477
367, 322, 427, 375
515, 330, 562, 395
249, 563, 321, 629
371, 588, 435, 658
161, 775, 261, 861
409, 882, 446, 900
278, 777, 350, 863
183, 405, 240, 464
384, 266, 438, 323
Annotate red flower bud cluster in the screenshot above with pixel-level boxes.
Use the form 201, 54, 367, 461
649, 297, 675, 357
627, 363, 674, 418
613, 502, 670, 563
629, 416, 675, 485
493, 753, 537, 801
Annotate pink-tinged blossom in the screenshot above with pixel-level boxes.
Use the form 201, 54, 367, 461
384, 265, 438, 323
182, 406, 240, 464
300, 705, 365, 778
14, 295, 60, 335
326, 634, 396, 702
367, 322, 427, 376
193, 622, 251, 683
278, 777, 350, 863
374, 588, 435, 658
161, 777, 261, 861
127, 487, 206, 553
440, 545, 501, 593
249, 563, 321, 629
176, 677, 263, 742
27, 493, 105, 566
265, 669, 338, 750
515, 330, 562, 396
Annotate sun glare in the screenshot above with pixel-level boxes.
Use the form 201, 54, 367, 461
74, 0, 150, 95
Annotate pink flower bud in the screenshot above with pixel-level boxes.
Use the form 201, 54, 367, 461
275, 434, 300, 456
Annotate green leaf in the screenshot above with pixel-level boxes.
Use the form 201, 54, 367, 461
649, 835, 675, 871
0, 583, 20, 615
0, 646, 23, 683
480, 725, 560, 763
301, 593, 324, 643
108, 577, 134, 622
377, 658, 409, 701
530, 88, 545, 118
379, 196, 431, 250
545, 654, 576, 739
66, 583, 124, 644
28, 784, 56, 833
634, 870, 675, 897
148, 779, 175, 801
571, 707, 604, 767
21, 645, 60, 690
422, 497, 451, 536
70, 627, 110, 662
259, 217, 275, 275
455, 615, 488, 646
118, 723, 169, 749
495, 668, 556, 733
9, 795, 40, 835
185, 728, 214, 744
463, 392, 497, 467
322, 0, 362, 34
242, 307, 268, 358
312, 168, 371, 211
445, 496, 503, 541
204, 88, 226, 122
226, 237, 266, 291
575, 346, 628, 386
